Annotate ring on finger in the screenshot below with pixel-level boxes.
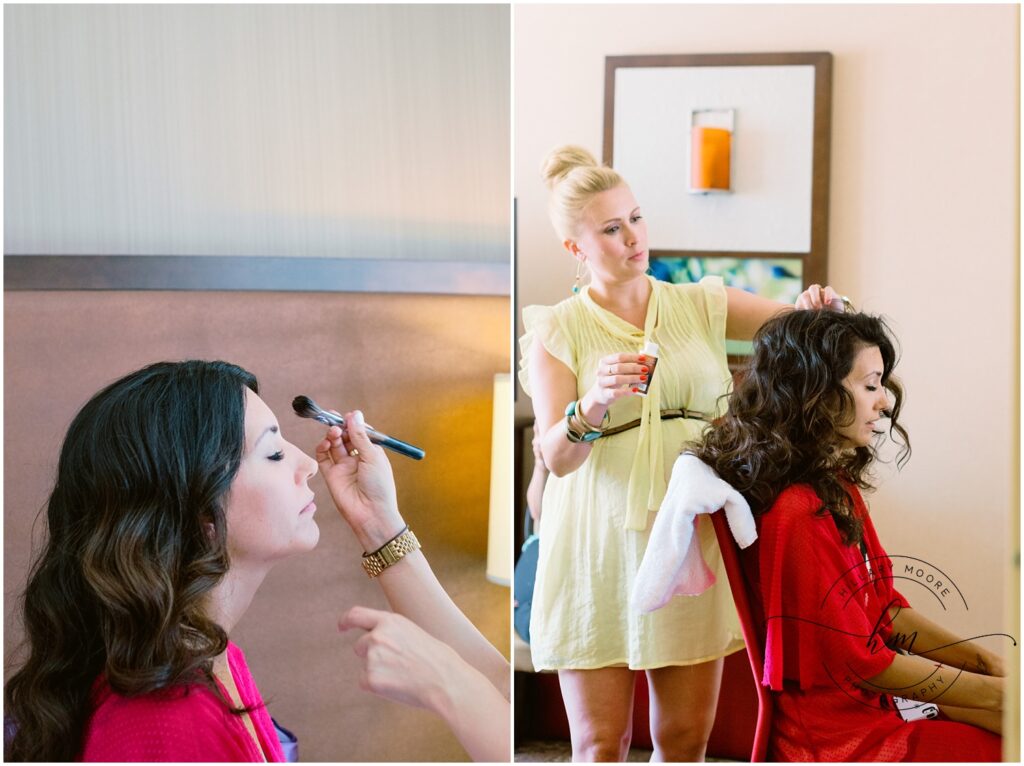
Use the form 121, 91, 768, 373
349, 448, 360, 458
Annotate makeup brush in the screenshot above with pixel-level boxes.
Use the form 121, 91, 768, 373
292, 395, 426, 461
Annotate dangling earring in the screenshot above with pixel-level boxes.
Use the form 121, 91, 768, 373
572, 255, 584, 294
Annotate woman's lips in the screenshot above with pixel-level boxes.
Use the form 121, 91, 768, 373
628, 251, 646, 261
300, 500, 317, 515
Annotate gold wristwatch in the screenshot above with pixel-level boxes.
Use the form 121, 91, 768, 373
361, 527, 421, 578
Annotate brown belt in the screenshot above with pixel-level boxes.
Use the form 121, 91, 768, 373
600, 408, 711, 438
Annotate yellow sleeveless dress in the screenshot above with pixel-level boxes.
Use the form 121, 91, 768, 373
518, 275, 744, 670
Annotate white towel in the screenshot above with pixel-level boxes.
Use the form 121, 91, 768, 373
631, 453, 757, 613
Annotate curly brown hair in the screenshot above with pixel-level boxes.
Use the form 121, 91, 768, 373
692, 309, 910, 546
5, 360, 258, 761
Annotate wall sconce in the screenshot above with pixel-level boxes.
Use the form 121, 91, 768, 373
486, 373, 511, 586
689, 108, 735, 194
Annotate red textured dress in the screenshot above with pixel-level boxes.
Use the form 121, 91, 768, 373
742, 483, 1001, 762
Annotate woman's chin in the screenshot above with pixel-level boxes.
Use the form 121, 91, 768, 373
284, 520, 322, 557
300, 522, 321, 551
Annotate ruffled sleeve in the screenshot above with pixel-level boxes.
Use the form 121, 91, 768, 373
758, 485, 900, 691
518, 304, 575, 397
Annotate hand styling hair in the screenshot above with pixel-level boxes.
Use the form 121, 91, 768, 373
693, 310, 910, 546
5, 360, 258, 761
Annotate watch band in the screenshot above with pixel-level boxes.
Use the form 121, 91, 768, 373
361, 527, 421, 578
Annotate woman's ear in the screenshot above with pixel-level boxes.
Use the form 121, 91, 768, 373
563, 240, 583, 260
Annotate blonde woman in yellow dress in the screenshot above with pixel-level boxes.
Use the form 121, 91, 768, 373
519, 145, 843, 761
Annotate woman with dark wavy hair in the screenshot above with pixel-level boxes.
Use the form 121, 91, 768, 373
5, 361, 316, 761
5, 360, 509, 762
693, 310, 1005, 762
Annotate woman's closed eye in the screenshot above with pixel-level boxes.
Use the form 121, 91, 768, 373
268, 450, 285, 461
866, 386, 878, 392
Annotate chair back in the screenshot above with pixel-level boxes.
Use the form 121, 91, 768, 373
710, 510, 773, 762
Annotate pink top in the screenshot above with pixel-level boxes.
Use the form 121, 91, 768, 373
81, 642, 284, 762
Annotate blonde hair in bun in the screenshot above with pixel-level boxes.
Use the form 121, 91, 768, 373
540, 145, 625, 242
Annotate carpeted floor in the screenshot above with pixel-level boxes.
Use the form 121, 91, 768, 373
514, 740, 736, 762
514, 740, 653, 762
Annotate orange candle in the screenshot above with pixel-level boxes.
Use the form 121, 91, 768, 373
690, 126, 731, 191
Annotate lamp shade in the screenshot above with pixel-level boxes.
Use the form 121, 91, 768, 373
486, 373, 512, 585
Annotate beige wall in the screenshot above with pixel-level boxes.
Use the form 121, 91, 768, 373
4, 290, 509, 761
515, 2, 1017, 663
4, 4, 510, 260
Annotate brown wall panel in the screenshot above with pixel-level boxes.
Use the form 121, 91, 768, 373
4, 289, 510, 761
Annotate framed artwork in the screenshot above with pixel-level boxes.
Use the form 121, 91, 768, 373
603, 52, 833, 315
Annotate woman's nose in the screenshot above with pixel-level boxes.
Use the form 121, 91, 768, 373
623, 225, 637, 246
296, 447, 318, 480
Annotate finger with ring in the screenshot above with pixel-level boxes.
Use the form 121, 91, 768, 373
349, 448, 360, 458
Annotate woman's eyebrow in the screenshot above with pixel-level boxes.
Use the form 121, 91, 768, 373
862, 371, 883, 380
254, 425, 279, 447
600, 208, 641, 225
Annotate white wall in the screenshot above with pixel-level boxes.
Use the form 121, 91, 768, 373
5, 4, 510, 260
515, 3, 1018, 660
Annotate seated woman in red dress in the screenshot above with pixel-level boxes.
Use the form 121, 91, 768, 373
693, 309, 1006, 762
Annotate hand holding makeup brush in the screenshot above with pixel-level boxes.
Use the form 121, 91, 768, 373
315, 409, 406, 552
321, 416, 512, 760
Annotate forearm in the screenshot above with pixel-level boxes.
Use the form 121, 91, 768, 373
431, 661, 511, 762
724, 283, 847, 339
529, 339, 608, 477
861, 652, 1002, 711
724, 287, 791, 340
539, 415, 594, 477
889, 607, 1005, 675
376, 550, 510, 699
939, 704, 1003, 735
525, 465, 548, 519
